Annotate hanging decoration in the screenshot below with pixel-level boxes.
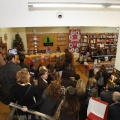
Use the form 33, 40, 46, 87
69, 29, 81, 53
32, 27, 38, 54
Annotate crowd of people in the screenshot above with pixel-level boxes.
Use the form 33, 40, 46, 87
0, 48, 120, 120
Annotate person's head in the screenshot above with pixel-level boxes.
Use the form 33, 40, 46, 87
76, 79, 86, 93
57, 46, 60, 51
56, 60, 63, 69
64, 86, 80, 115
115, 78, 120, 86
106, 83, 114, 91
89, 69, 94, 78
6, 54, 15, 63
47, 80, 61, 100
112, 92, 120, 103
39, 66, 47, 72
113, 68, 117, 73
90, 88, 98, 98
75, 74, 80, 81
16, 68, 30, 84
88, 77, 97, 88
100, 65, 106, 71
39, 68, 48, 80
19, 54, 25, 62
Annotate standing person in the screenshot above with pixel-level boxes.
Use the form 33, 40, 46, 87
19, 53, 30, 71
37, 68, 49, 100
65, 49, 73, 65
0, 54, 21, 99
107, 92, 120, 120
76, 78, 87, 120
0, 68, 38, 119
22, 80, 61, 119
100, 83, 114, 105
96, 65, 109, 96
59, 86, 80, 120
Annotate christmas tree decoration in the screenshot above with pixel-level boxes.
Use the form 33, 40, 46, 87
12, 33, 25, 55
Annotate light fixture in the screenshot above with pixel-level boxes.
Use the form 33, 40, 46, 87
28, 2, 120, 10
108, 5, 120, 8
30, 3, 104, 8
28, 2, 104, 10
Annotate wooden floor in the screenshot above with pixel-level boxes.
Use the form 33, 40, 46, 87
0, 64, 88, 120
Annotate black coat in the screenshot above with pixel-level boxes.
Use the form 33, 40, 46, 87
100, 91, 113, 105
108, 102, 120, 120
0, 62, 21, 97
37, 78, 48, 99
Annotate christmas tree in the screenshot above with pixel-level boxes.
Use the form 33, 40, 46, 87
13, 33, 25, 55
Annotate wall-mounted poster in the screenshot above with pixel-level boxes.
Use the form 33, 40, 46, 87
69, 29, 81, 53
44, 36, 53, 46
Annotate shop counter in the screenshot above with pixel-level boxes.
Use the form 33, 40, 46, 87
25, 52, 65, 69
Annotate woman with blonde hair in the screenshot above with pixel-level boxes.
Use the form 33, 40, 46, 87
76, 79, 86, 94
0, 68, 38, 119
76, 79, 87, 120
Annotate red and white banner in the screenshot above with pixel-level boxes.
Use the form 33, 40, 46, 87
69, 29, 81, 53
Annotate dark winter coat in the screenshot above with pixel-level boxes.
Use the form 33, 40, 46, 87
0, 62, 21, 97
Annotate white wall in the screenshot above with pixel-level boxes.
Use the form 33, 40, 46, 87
0, 0, 120, 27
0, 28, 15, 50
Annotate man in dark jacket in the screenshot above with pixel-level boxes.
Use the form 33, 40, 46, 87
107, 92, 120, 120
100, 83, 114, 105
0, 54, 21, 98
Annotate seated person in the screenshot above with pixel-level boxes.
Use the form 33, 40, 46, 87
46, 46, 52, 54
55, 46, 61, 53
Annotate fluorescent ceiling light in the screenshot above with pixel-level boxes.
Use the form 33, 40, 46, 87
29, 3, 104, 8
108, 5, 120, 8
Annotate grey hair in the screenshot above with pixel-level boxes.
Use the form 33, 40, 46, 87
113, 92, 120, 102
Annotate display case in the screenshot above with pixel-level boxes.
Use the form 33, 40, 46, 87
80, 34, 89, 52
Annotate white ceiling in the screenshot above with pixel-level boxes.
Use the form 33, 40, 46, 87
1, 0, 120, 27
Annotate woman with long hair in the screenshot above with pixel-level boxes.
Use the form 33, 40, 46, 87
22, 80, 62, 119
76, 79, 87, 120
59, 86, 80, 120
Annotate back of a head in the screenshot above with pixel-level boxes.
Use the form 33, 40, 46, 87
76, 79, 86, 93
47, 80, 61, 100
90, 88, 98, 98
64, 86, 80, 115
66, 86, 76, 97
75, 74, 80, 81
88, 77, 97, 88
113, 92, 120, 102
19, 54, 25, 62
107, 83, 114, 91
16, 68, 29, 84
115, 78, 120, 86
6, 54, 15, 62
